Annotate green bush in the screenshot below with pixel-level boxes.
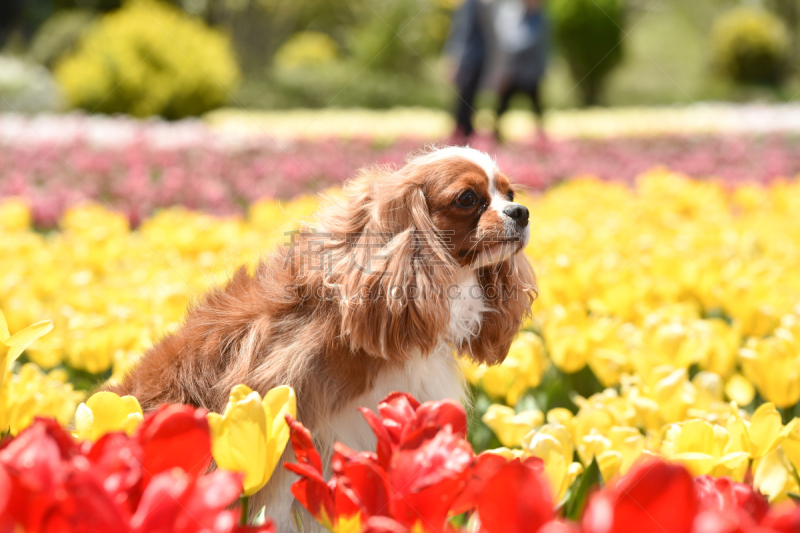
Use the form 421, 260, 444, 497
54, 0, 240, 119
549, 0, 624, 106
28, 9, 95, 67
348, 0, 450, 73
236, 63, 450, 109
711, 6, 790, 86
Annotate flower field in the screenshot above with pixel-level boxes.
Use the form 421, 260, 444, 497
2, 153, 800, 530
4, 114, 800, 227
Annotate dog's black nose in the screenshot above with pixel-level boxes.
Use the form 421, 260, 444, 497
503, 204, 529, 227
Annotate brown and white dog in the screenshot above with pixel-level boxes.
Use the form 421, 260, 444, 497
108, 146, 537, 531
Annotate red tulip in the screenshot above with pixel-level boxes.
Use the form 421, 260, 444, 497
475, 458, 553, 533
0, 419, 74, 531
287, 408, 473, 533
694, 476, 769, 524
388, 426, 473, 533
84, 432, 144, 513
284, 415, 398, 530
760, 503, 800, 533
398, 399, 468, 450
0, 413, 249, 533
331, 443, 390, 520
450, 452, 543, 516
283, 415, 342, 530
449, 452, 509, 516
377, 392, 420, 444
137, 405, 212, 488
130, 468, 242, 533
37, 458, 129, 533
582, 460, 698, 533
539, 521, 583, 533
234, 523, 277, 533
362, 516, 413, 533
0, 466, 15, 533
691, 510, 759, 533
360, 392, 468, 469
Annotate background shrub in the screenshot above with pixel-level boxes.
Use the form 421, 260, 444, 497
28, 9, 94, 67
54, 0, 240, 119
0, 55, 63, 113
549, 0, 625, 106
273, 32, 339, 70
711, 6, 791, 86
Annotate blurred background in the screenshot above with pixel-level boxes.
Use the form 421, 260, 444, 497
4, 0, 800, 223
2, 0, 800, 115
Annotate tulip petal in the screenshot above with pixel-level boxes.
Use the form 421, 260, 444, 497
476, 458, 554, 533
3, 320, 53, 366
262, 385, 296, 487
750, 403, 784, 459
208, 388, 268, 496
389, 427, 473, 532
284, 415, 336, 529
138, 404, 212, 488
583, 459, 697, 533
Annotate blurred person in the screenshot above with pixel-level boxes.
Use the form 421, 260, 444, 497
446, 0, 495, 142
493, 0, 548, 142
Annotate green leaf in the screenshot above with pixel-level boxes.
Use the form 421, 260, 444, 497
564, 456, 603, 521
789, 492, 800, 503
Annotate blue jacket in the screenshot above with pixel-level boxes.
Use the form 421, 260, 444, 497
447, 0, 492, 85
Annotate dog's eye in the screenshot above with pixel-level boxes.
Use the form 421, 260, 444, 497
455, 190, 478, 208
507, 190, 515, 201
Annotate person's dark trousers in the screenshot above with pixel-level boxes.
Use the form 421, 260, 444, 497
495, 80, 543, 126
454, 62, 484, 138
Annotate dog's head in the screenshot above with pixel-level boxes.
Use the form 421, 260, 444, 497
408, 146, 530, 269
321, 146, 537, 364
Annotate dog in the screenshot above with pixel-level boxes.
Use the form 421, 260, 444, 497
107, 146, 536, 531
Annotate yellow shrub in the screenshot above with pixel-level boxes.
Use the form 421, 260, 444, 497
274, 32, 339, 70
54, 0, 240, 119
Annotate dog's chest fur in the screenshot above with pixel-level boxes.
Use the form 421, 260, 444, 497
323, 268, 487, 453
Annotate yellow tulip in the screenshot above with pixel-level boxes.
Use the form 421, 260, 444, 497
660, 419, 749, 480
748, 403, 785, 459
781, 418, 800, 474
522, 424, 583, 504
688, 319, 740, 377
725, 373, 755, 406
0, 364, 84, 435
0, 197, 31, 231
576, 425, 645, 481
208, 384, 296, 496
588, 348, 630, 388
596, 450, 622, 481
546, 407, 574, 427
482, 447, 527, 461
740, 331, 800, 408
75, 391, 144, 441
0, 309, 53, 387
459, 358, 485, 386
753, 447, 800, 502
482, 404, 543, 448
544, 304, 592, 374
480, 332, 548, 406
650, 367, 695, 424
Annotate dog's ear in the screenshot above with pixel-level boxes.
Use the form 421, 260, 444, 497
332, 170, 457, 360
465, 254, 537, 365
